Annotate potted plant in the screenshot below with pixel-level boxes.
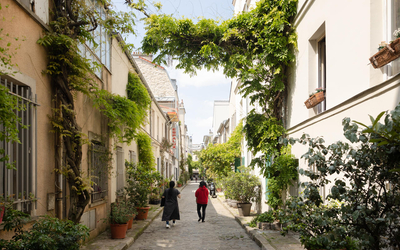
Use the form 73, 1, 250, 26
107, 201, 131, 239
370, 28, 400, 68
0, 195, 15, 224
125, 161, 162, 220
229, 169, 261, 216
148, 187, 161, 205
177, 180, 183, 187
304, 88, 325, 109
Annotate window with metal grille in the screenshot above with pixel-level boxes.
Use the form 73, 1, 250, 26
90, 143, 108, 202
0, 77, 38, 213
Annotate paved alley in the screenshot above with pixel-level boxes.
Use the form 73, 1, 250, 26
128, 181, 261, 250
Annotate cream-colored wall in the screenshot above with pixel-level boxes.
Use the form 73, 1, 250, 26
289, 76, 400, 197
288, 0, 372, 128
1, 0, 54, 224
110, 39, 168, 202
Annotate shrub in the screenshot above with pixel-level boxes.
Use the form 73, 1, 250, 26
0, 215, 89, 250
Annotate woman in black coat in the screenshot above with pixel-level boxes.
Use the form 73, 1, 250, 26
161, 181, 181, 228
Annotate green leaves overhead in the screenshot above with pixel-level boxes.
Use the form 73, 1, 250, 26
142, 0, 297, 117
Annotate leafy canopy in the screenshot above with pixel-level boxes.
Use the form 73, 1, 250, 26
280, 104, 400, 249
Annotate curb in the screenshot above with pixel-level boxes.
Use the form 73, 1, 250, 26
216, 195, 274, 250
82, 183, 188, 250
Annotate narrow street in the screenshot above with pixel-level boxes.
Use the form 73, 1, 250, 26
128, 181, 261, 250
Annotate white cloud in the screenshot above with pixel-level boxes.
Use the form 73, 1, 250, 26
196, 116, 213, 128
166, 65, 230, 88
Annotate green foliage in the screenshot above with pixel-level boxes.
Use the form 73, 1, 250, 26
199, 122, 243, 179
0, 85, 27, 168
0, 215, 89, 250
127, 71, 151, 118
264, 146, 298, 209
142, 0, 298, 211
93, 89, 145, 144
136, 131, 156, 168
249, 210, 276, 228
282, 104, 400, 249
280, 197, 358, 250
244, 110, 285, 156
142, 0, 297, 117
125, 161, 162, 207
222, 168, 261, 203
0, 3, 21, 75
108, 201, 132, 224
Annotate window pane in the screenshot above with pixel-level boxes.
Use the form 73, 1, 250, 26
391, 0, 400, 75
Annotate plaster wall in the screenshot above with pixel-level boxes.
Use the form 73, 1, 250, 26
288, 0, 371, 127
289, 76, 400, 196
1, 0, 54, 223
212, 101, 229, 138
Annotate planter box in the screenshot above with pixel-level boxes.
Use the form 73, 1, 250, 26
370, 38, 400, 68
304, 92, 325, 109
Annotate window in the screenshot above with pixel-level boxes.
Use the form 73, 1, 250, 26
20, 0, 35, 12
78, 1, 111, 80
157, 116, 159, 141
129, 150, 136, 164
389, 0, 400, 76
317, 37, 326, 114
90, 143, 108, 202
116, 147, 124, 193
0, 77, 37, 213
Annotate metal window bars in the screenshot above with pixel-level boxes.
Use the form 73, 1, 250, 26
90, 143, 108, 202
0, 76, 38, 213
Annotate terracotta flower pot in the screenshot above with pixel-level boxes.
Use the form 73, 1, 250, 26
127, 216, 134, 230
135, 206, 151, 220
0, 206, 5, 224
110, 223, 128, 239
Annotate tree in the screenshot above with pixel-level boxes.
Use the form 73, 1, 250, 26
199, 122, 243, 179
36, 0, 154, 223
141, 0, 299, 202
281, 104, 400, 249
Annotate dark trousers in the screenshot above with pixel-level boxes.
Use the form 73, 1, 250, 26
197, 203, 207, 221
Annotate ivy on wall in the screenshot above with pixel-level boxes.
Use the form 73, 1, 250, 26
136, 131, 155, 169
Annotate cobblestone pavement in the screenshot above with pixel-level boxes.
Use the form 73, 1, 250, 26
128, 181, 261, 250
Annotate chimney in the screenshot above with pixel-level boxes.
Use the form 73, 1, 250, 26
132, 51, 153, 61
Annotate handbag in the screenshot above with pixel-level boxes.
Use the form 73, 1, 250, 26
160, 197, 165, 207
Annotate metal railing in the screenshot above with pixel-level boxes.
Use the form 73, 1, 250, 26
0, 76, 38, 213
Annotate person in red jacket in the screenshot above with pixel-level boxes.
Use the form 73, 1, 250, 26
195, 181, 209, 222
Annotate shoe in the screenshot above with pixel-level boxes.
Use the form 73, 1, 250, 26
202, 220, 205, 223
166, 224, 170, 229
172, 221, 176, 226
198, 218, 201, 222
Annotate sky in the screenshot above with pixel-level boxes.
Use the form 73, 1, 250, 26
113, 0, 234, 144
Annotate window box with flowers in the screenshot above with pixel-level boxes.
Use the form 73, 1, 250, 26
369, 29, 400, 68
304, 88, 325, 109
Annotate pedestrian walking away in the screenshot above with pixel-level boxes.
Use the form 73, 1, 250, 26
161, 181, 181, 228
195, 180, 209, 222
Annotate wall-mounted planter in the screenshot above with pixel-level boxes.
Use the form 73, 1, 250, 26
304, 91, 325, 109
370, 37, 400, 68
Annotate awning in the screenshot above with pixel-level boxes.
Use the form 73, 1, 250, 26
167, 112, 179, 122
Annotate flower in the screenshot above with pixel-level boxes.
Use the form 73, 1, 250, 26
309, 88, 325, 97
394, 28, 400, 39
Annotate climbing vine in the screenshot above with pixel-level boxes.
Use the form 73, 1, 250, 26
36, 0, 151, 223
142, 0, 298, 207
199, 122, 243, 179
136, 131, 155, 169
0, 3, 26, 168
